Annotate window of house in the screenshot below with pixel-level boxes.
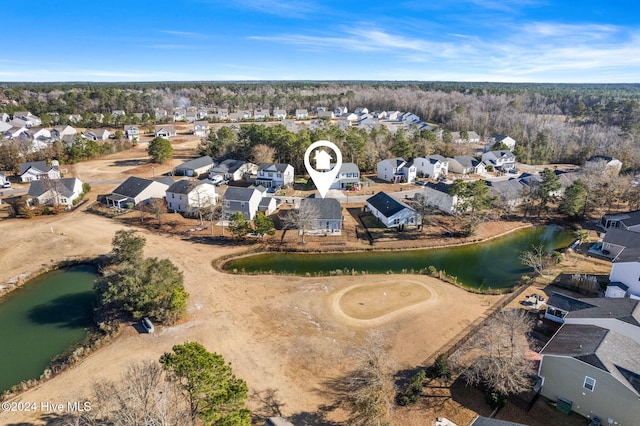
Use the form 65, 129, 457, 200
583, 376, 595, 391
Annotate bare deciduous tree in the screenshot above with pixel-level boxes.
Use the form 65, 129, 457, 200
77, 361, 191, 426
280, 200, 320, 244
519, 244, 557, 276
251, 143, 276, 164
459, 309, 534, 397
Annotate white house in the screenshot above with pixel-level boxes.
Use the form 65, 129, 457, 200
585, 155, 623, 175
106, 176, 171, 208
273, 109, 287, 120
600, 228, 640, 262
377, 158, 416, 183
13, 111, 41, 128
354, 107, 369, 115
0, 112, 9, 122
334, 106, 348, 117
486, 135, 516, 151
155, 125, 177, 138
124, 125, 140, 141
19, 161, 60, 182
451, 131, 481, 144
295, 109, 309, 119
83, 128, 110, 141
27, 177, 83, 207
253, 109, 270, 120
330, 162, 360, 190
599, 210, 640, 232
609, 255, 640, 298
422, 182, 461, 214
366, 192, 421, 230
482, 150, 517, 172
222, 185, 265, 220
51, 125, 77, 141
166, 179, 218, 214
399, 112, 420, 123
193, 121, 210, 137
413, 155, 449, 179
255, 163, 294, 188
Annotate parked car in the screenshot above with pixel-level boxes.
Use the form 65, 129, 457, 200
1, 182, 11, 188
209, 175, 227, 185
414, 180, 426, 186
142, 317, 154, 333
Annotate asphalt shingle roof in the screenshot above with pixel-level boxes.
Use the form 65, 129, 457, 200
111, 176, 155, 198
366, 191, 414, 217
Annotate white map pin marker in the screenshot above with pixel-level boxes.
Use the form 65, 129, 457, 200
304, 140, 342, 199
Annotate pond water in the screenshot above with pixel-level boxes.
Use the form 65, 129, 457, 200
223, 225, 574, 289
0, 264, 97, 393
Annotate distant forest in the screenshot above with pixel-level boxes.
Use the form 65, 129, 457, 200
1, 81, 639, 170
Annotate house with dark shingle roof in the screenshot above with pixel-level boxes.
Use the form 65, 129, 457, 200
222, 185, 266, 220
255, 163, 294, 188
448, 155, 486, 175
299, 198, 342, 235
166, 179, 218, 214
106, 176, 170, 208
365, 191, 420, 229
174, 156, 215, 177
210, 159, 257, 182
538, 323, 640, 425
27, 177, 83, 207
19, 161, 60, 182
601, 228, 640, 261
599, 210, 640, 232
154, 125, 176, 138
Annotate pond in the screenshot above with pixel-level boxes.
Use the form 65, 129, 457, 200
0, 264, 98, 393
223, 225, 574, 289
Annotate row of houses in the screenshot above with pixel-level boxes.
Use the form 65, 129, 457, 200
376, 151, 517, 184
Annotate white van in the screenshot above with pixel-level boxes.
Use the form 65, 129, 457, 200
209, 174, 224, 185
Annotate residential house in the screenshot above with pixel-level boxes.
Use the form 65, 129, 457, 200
216, 108, 229, 120
273, 109, 287, 120
330, 162, 360, 190
486, 179, 526, 210
482, 150, 517, 172
165, 179, 218, 214
585, 155, 623, 175
357, 116, 377, 127
339, 112, 359, 125
257, 195, 277, 216
413, 155, 449, 179
153, 108, 168, 119
68, 114, 82, 123
422, 182, 461, 214
385, 111, 400, 121
399, 112, 420, 123
174, 155, 215, 177
318, 111, 335, 120
538, 323, 640, 426
0, 121, 12, 133
0, 172, 8, 187
295, 109, 309, 119
173, 108, 186, 121
124, 125, 140, 141
451, 131, 481, 144
193, 121, 210, 137
609, 250, 640, 298
222, 185, 265, 220
253, 109, 270, 120
448, 155, 486, 175
601, 228, 640, 262
599, 210, 640, 232
365, 192, 421, 229
185, 111, 198, 123
83, 128, 110, 141
12, 111, 41, 128
255, 163, 294, 188
334, 106, 348, 117
111, 109, 126, 118
4, 125, 27, 139
0, 112, 9, 122
372, 110, 387, 119
299, 198, 342, 235
377, 158, 416, 183
106, 176, 170, 208
27, 177, 83, 207
19, 161, 60, 182
51, 125, 76, 141
209, 159, 257, 182
486, 135, 516, 151
354, 107, 369, 114
154, 125, 176, 138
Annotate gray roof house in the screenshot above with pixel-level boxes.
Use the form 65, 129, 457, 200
330, 162, 360, 189
222, 185, 266, 221
376, 158, 416, 183
486, 179, 527, 210
27, 177, 83, 207
448, 155, 486, 175
210, 159, 258, 182
19, 161, 61, 182
166, 179, 218, 214
599, 210, 640, 232
413, 154, 448, 179
193, 121, 210, 137
366, 191, 421, 229
422, 182, 460, 214
601, 228, 640, 262
83, 128, 110, 141
482, 150, 517, 171
106, 176, 170, 208
538, 323, 640, 426
124, 125, 140, 141
154, 125, 177, 138
174, 156, 215, 177
256, 163, 294, 188
299, 198, 342, 235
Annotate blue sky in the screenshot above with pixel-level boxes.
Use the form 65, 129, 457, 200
2, 0, 639, 83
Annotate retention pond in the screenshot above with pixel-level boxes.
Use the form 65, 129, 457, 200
0, 264, 97, 393
223, 225, 573, 290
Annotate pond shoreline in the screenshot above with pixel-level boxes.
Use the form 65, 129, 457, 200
214, 221, 536, 273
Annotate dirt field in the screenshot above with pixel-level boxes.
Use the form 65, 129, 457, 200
0, 208, 506, 425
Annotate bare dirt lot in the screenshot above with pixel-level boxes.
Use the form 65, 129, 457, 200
0, 209, 506, 425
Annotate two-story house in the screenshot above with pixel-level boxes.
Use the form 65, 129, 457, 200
255, 163, 294, 188
376, 158, 416, 183
222, 185, 266, 221
413, 155, 449, 179
193, 121, 210, 137
124, 125, 140, 141
166, 179, 218, 214
330, 162, 361, 190
482, 150, 517, 172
